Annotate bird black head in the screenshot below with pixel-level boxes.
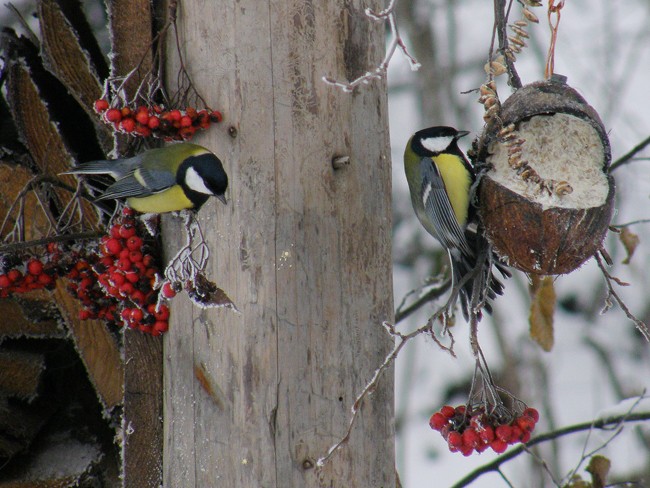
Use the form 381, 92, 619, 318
178, 153, 229, 209
411, 126, 469, 157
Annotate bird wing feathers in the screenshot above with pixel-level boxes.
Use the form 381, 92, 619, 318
96, 167, 177, 201
419, 158, 474, 257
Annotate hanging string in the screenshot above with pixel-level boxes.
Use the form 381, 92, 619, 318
545, 0, 565, 79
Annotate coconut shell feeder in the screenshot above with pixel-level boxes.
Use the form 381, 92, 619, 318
475, 76, 615, 275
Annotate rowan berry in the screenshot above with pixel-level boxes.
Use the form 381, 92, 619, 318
161, 281, 177, 298
94, 99, 109, 112
490, 439, 507, 454
495, 425, 513, 443
440, 406, 456, 419
523, 408, 539, 423
120, 118, 136, 133
27, 259, 43, 276
447, 431, 463, 451
105, 108, 122, 123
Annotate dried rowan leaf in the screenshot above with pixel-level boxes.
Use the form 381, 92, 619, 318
586, 455, 611, 488
529, 275, 555, 351
187, 273, 238, 310
563, 474, 591, 488
619, 227, 639, 264
107, 0, 154, 96
0, 162, 51, 242
38, 0, 105, 120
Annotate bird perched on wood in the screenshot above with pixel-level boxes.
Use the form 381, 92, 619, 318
67, 143, 228, 213
403, 126, 509, 319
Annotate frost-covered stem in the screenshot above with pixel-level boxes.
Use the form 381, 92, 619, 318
394, 279, 450, 323
323, 0, 420, 92
595, 252, 650, 342
316, 314, 451, 468
451, 398, 650, 488
0, 231, 102, 253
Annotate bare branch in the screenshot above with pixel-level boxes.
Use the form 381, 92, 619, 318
595, 252, 650, 342
316, 312, 453, 468
609, 135, 650, 171
323, 0, 420, 92
394, 279, 451, 323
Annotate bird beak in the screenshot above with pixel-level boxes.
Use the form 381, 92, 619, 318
216, 194, 227, 205
456, 130, 470, 139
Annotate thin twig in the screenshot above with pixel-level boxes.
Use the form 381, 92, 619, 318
316, 312, 452, 468
494, 0, 522, 88
609, 135, 650, 171
0, 231, 102, 253
323, 0, 420, 92
394, 279, 451, 323
595, 252, 650, 342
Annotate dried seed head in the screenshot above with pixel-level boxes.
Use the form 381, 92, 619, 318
483, 103, 500, 121
510, 25, 530, 38
523, 0, 542, 7
508, 157, 525, 170
554, 181, 573, 196
505, 50, 517, 62
509, 36, 527, 48
514, 20, 529, 27
523, 8, 539, 23
498, 123, 516, 137
480, 83, 497, 97
485, 55, 508, 77
484, 96, 499, 109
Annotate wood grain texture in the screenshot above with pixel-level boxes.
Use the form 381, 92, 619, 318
52, 281, 123, 409
106, 2, 163, 486
123, 330, 164, 488
163, 1, 394, 487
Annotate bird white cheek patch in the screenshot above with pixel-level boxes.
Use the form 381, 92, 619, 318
421, 136, 453, 154
185, 167, 214, 195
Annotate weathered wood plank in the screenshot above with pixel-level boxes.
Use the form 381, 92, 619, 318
105, 2, 163, 486
53, 281, 124, 409
163, 1, 394, 486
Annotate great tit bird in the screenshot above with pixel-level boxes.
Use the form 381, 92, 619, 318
68, 143, 228, 213
403, 126, 508, 319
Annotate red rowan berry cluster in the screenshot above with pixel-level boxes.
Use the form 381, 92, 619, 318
429, 404, 539, 456
94, 99, 222, 141
0, 208, 176, 336
0, 250, 58, 296
88, 207, 170, 335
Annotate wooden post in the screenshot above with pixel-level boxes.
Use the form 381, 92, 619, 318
163, 1, 395, 486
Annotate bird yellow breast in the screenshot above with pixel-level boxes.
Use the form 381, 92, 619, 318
127, 185, 194, 213
433, 153, 472, 226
